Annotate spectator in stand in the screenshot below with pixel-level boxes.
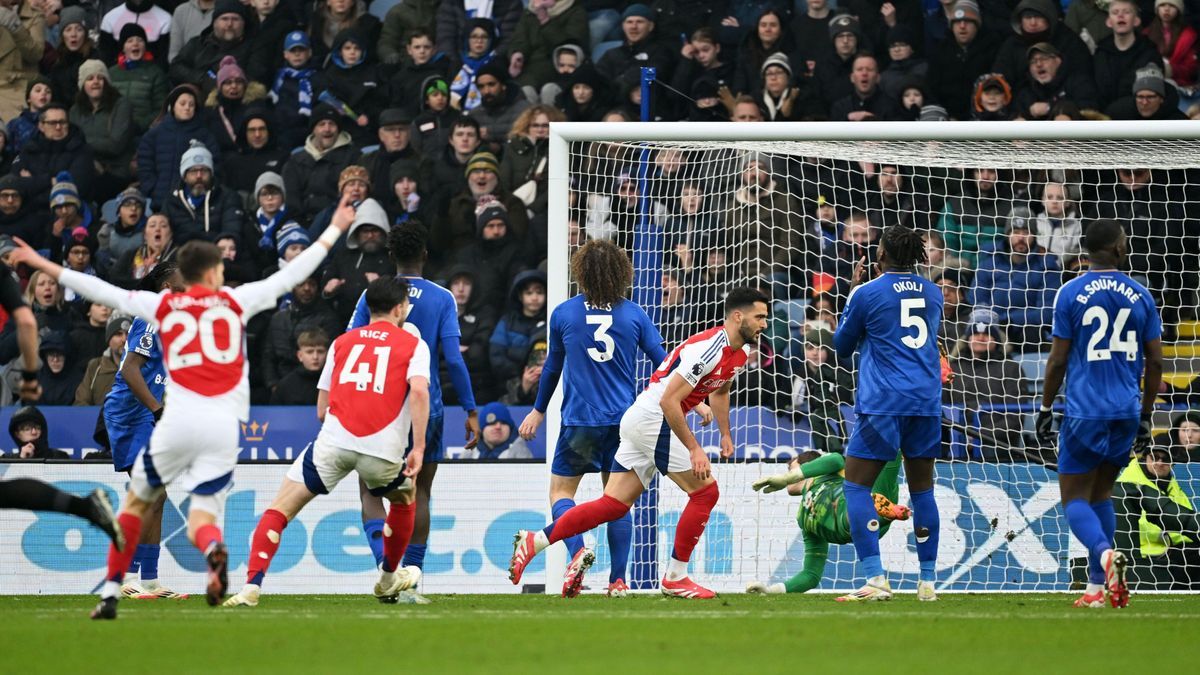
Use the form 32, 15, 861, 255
161, 140, 244, 244
313, 28, 389, 147
460, 401, 533, 460
730, 8, 794, 98
1033, 179, 1083, 265
260, 274, 338, 392
450, 18, 500, 112
204, 56, 264, 155
969, 72, 1014, 120
69, 301, 111, 364
843, 0, 924, 60
729, 95, 766, 121
109, 212, 174, 289
60, 228, 98, 305
1093, 0, 1161, 110
24, 268, 75, 336
440, 264, 497, 405
386, 162, 430, 227
268, 31, 318, 153
500, 337, 546, 405
378, 0, 440, 66
108, 24, 169, 134
453, 197, 526, 314
792, 327, 853, 453
170, 0, 253, 96
411, 75, 457, 158
971, 210, 1061, 350
918, 229, 967, 282
321, 197, 392, 320
505, 0, 588, 96
557, 62, 611, 122
96, 187, 145, 271
595, 4, 676, 85
671, 27, 734, 118
436, 0, 523, 59
488, 268, 545, 386
213, 232, 256, 285
387, 29, 453, 120
938, 167, 1010, 266
263, 223, 311, 276
814, 14, 865, 112
879, 27, 928, 101
0, 0, 46, 123
1146, 0, 1198, 96
69, 60, 134, 201
36, 331, 82, 405
43, 173, 94, 265
865, 163, 929, 231
223, 105, 287, 197
1107, 64, 1188, 120
1154, 410, 1200, 463
8, 405, 67, 458
242, 0, 300, 86
0, 174, 41, 246
727, 154, 811, 298
74, 314, 128, 406
12, 103, 96, 204
468, 62, 533, 152
756, 53, 824, 121
443, 150, 529, 255
269, 327, 328, 405
500, 104, 560, 222
992, 0, 1092, 91
1115, 447, 1200, 590
732, 337, 792, 414
305, 164, 371, 241
930, 1, 1001, 120
791, 0, 834, 65
48, 6, 93, 105
536, 42, 583, 107
281, 102, 356, 227
6, 76, 51, 155
98, 0, 171, 65
935, 269, 971, 344
136, 84, 221, 209
822, 209, 873, 284
946, 318, 1027, 457
170, 0, 216, 63
830, 53, 904, 121
1013, 42, 1099, 120
308, 0, 380, 65
665, 181, 718, 275
1065, 0, 1111, 49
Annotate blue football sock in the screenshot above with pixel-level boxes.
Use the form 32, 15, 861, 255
137, 544, 160, 581
1065, 499, 1110, 581
551, 498, 585, 559
363, 518, 385, 567
402, 543, 427, 570
910, 488, 940, 582
607, 511, 632, 583
1088, 499, 1117, 585
844, 480, 884, 579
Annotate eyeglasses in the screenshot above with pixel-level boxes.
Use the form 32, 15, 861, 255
0, 192, 20, 200
41, 119, 67, 127
530, 122, 550, 129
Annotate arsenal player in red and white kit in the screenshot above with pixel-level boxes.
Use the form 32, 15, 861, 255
508, 288, 770, 599
8, 196, 359, 620
222, 277, 431, 608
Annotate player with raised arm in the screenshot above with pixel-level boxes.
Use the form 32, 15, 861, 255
509, 288, 769, 599
517, 239, 695, 598
223, 277, 431, 607
7, 195, 356, 620
102, 263, 186, 599
1036, 219, 1163, 609
346, 222, 479, 604
746, 453, 909, 594
833, 225, 944, 602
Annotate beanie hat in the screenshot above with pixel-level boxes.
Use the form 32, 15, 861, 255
255, 171, 285, 198
213, 0, 246, 21
25, 75, 51, 102
338, 165, 370, 193
119, 22, 147, 47
77, 60, 109, 88
621, 3, 654, 20
105, 315, 132, 344
389, 160, 420, 186
475, 197, 509, 232
475, 60, 508, 84
1157, 0, 1185, 10
117, 186, 146, 208
464, 151, 500, 178
275, 223, 311, 258
919, 104, 949, 121
59, 5, 89, 30
309, 102, 341, 132
887, 25, 916, 47
68, 226, 94, 253
829, 13, 861, 39
179, 140, 214, 177
950, 0, 982, 24
50, 172, 81, 209
1133, 64, 1166, 97
216, 56, 246, 89
761, 52, 792, 77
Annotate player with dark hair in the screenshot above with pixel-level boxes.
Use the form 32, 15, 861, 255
101, 262, 185, 599
517, 239, 689, 597
1037, 218, 1163, 609
346, 219, 478, 603
833, 224, 944, 602
224, 277, 431, 607
509, 288, 769, 599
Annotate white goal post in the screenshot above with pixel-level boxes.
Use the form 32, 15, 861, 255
545, 120, 1200, 595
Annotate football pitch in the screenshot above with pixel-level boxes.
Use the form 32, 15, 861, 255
4, 594, 1199, 674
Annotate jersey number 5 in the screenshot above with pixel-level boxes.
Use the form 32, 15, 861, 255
900, 298, 928, 349
586, 315, 615, 363
338, 344, 392, 393
1083, 306, 1138, 362
161, 307, 241, 370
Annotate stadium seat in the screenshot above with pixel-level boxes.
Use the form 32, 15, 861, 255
368, 0, 400, 21
1014, 353, 1048, 393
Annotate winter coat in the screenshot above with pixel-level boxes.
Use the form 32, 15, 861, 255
1064, 0, 1110, 47
169, 29, 253, 95
378, 0, 440, 65
991, 0, 1092, 91
972, 242, 1061, 331
1033, 211, 1083, 264
136, 113, 223, 208
270, 366, 321, 405
204, 82, 269, 155
410, 104, 458, 158
829, 88, 905, 121
74, 349, 120, 405
499, 135, 547, 215
451, 220, 526, 315
843, 0, 924, 62
314, 31, 390, 146
49, 45, 94, 105
170, 0, 216, 62
1093, 34, 1162, 109
1105, 94, 1189, 120
1013, 70, 1100, 119
7, 406, 68, 459
1147, 21, 1199, 88
11, 127, 96, 203
929, 32, 1002, 120
161, 185, 245, 244
109, 59, 171, 132
260, 295, 340, 389
0, 2, 46, 122
442, 188, 529, 255
726, 180, 814, 284
466, 81, 532, 147
69, 321, 107, 366
280, 131, 357, 226
595, 34, 677, 85
38, 361, 84, 406
945, 350, 1027, 458
244, 7, 304, 85
267, 61, 317, 152
435, 0, 523, 58
937, 182, 1011, 266
730, 24, 797, 98
221, 114, 289, 196
387, 54, 454, 119
69, 96, 135, 180
0, 196, 47, 247
438, 264, 497, 405
488, 269, 546, 384
814, 52, 855, 109
505, 0, 589, 89
358, 144, 429, 210
880, 58, 929, 100
307, 0, 380, 64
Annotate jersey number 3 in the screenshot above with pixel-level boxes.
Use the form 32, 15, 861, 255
900, 298, 928, 349
586, 315, 615, 363
1083, 306, 1137, 362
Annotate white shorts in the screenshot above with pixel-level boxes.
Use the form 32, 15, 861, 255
129, 407, 240, 515
286, 437, 412, 497
613, 405, 692, 488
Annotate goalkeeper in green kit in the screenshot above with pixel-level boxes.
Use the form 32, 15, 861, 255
745, 452, 910, 594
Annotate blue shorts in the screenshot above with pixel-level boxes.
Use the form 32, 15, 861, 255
552, 425, 622, 476
425, 414, 445, 463
1057, 416, 1138, 475
846, 414, 941, 462
104, 406, 155, 473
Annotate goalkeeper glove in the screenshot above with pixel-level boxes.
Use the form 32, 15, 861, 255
1133, 413, 1153, 456
752, 468, 803, 493
1034, 405, 1055, 445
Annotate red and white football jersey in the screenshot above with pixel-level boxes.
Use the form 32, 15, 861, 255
634, 326, 749, 414
316, 320, 431, 463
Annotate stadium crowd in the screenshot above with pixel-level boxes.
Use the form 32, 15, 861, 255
0, 0, 1195, 466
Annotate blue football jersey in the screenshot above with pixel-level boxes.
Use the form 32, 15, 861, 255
348, 275, 461, 418
104, 317, 166, 422
833, 272, 944, 416
1052, 270, 1162, 420
551, 296, 667, 426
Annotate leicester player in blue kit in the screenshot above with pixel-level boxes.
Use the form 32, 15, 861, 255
833, 226, 944, 602
517, 239, 691, 597
101, 263, 184, 599
348, 222, 479, 603
1036, 219, 1163, 609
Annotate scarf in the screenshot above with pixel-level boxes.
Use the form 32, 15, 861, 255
117, 51, 154, 70
451, 50, 494, 111
256, 205, 289, 251
270, 67, 315, 116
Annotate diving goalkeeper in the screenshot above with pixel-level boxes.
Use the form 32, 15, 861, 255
745, 452, 909, 594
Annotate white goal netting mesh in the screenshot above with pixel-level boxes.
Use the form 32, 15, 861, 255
560, 134, 1200, 593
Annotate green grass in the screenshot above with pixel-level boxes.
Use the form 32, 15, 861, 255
3, 593, 1198, 674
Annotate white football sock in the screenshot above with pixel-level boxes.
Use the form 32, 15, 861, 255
101, 580, 120, 600
665, 557, 689, 581
533, 530, 550, 552
1086, 583, 1103, 595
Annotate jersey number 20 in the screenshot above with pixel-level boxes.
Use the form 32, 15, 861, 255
1083, 307, 1137, 362
161, 307, 241, 369
900, 298, 928, 349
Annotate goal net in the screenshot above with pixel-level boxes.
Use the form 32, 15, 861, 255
548, 121, 1200, 594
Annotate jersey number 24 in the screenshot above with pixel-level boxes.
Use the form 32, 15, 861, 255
1083, 307, 1137, 362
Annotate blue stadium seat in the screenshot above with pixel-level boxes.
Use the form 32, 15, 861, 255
1013, 352, 1048, 392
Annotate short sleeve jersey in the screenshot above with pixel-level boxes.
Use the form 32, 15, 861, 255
635, 326, 749, 414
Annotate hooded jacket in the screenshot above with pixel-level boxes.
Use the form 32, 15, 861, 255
436, 0, 523, 58
991, 0, 1093, 91
439, 264, 497, 404
169, 24, 253, 96
315, 29, 389, 146
505, 0, 589, 88
451, 208, 526, 314
281, 128, 357, 226
11, 125, 96, 203
461, 401, 533, 459
555, 62, 610, 122
488, 269, 546, 384
323, 198, 394, 319
205, 80, 270, 155
261, 288, 340, 389
388, 51, 454, 119
74, 346, 121, 405
222, 107, 289, 195
8, 405, 68, 459
466, 73, 532, 147
1092, 33, 1161, 109
136, 89, 224, 207
109, 54, 171, 132
411, 75, 459, 157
